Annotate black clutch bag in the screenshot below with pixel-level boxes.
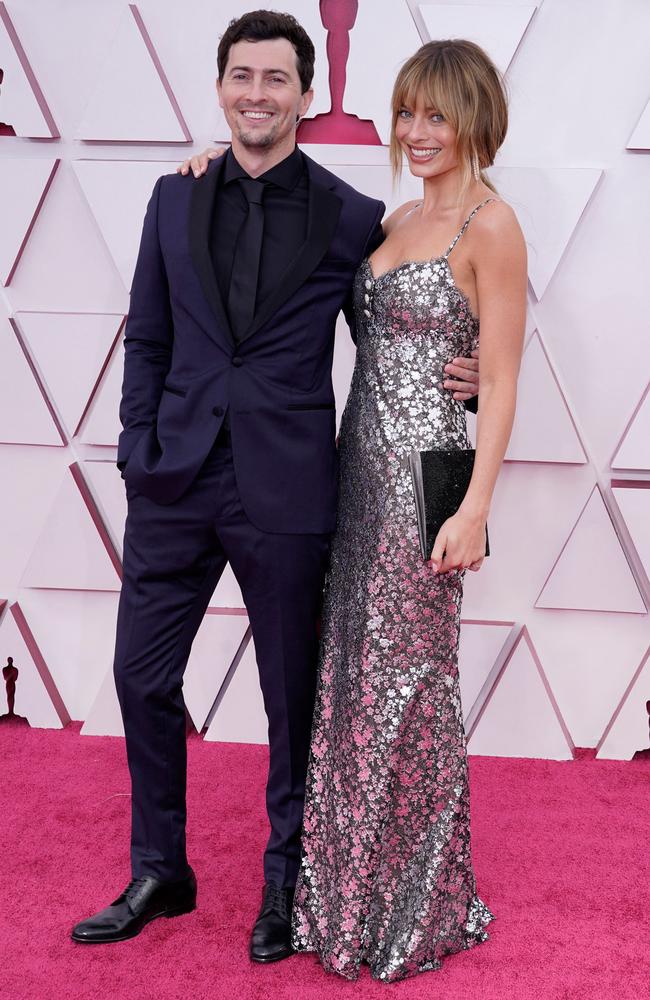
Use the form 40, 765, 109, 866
408, 449, 490, 562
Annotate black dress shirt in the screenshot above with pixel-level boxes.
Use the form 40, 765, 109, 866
211, 147, 309, 329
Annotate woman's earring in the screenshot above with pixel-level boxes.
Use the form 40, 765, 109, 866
471, 151, 481, 182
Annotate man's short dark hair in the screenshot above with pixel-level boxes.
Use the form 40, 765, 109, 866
217, 10, 315, 94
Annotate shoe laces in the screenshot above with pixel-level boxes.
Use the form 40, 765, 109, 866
124, 876, 151, 905
264, 884, 292, 922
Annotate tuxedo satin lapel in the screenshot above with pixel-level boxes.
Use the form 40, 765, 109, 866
188, 157, 236, 347
240, 168, 342, 344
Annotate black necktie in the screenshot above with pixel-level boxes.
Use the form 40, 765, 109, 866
227, 177, 265, 341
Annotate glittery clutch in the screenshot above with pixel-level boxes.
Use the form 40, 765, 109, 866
408, 449, 490, 562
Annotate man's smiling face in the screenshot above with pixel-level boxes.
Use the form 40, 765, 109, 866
217, 38, 313, 152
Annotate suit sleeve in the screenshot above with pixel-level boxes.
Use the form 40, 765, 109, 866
116, 175, 173, 472
342, 201, 385, 345
464, 395, 478, 414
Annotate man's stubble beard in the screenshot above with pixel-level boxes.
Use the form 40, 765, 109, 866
236, 118, 282, 150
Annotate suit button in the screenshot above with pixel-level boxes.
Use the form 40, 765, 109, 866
212, 406, 224, 416
232, 356, 243, 367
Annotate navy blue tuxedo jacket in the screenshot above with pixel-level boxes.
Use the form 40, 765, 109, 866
117, 151, 385, 533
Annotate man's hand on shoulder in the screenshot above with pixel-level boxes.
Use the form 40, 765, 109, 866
177, 147, 227, 178
444, 349, 479, 401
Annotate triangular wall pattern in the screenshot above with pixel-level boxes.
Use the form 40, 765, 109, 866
489, 166, 602, 299
0, 309, 63, 446
0, 159, 59, 285
597, 648, 650, 760
73, 160, 172, 290
204, 636, 268, 745
458, 620, 514, 721
345, 0, 423, 144
418, 3, 536, 75
0, 2, 58, 137
468, 627, 573, 759
17, 589, 119, 722
0, 603, 69, 728
627, 100, 650, 150
535, 485, 646, 614
77, 334, 124, 446
16, 312, 123, 437
183, 614, 250, 731
612, 484, 650, 581
611, 383, 650, 471
20, 465, 121, 592
505, 331, 586, 463
75, 5, 190, 142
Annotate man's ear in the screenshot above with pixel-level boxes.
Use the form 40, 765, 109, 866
299, 87, 314, 120
216, 78, 223, 110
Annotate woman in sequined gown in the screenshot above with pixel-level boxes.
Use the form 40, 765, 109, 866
291, 41, 527, 981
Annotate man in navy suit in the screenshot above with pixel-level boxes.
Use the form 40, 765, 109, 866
71, 10, 478, 959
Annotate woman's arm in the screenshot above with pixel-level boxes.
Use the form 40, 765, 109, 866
430, 202, 527, 573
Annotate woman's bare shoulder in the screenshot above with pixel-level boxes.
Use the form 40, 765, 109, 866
383, 199, 421, 236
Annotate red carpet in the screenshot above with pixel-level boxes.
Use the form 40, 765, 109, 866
1, 719, 648, 1000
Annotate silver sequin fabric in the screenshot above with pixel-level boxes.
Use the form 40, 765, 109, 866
291, 202, 495, 982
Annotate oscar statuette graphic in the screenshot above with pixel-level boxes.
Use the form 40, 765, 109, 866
1, 656, 26, 724
298, 0, 381, 144
0, 68, 16, 135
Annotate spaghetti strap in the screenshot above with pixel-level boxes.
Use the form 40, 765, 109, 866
443, 197, 497, 258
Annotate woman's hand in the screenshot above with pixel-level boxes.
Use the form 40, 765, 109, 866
429, 509, 487, 574
177, 147, 226, 177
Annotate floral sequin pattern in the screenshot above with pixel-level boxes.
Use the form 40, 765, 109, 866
292, 238, 494, 982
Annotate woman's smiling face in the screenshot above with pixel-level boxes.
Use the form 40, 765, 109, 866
394, 96, 459, 179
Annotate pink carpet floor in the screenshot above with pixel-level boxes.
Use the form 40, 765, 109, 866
1, 719, 648, 1000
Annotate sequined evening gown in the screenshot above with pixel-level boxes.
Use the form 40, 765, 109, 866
291, 200, 496, 982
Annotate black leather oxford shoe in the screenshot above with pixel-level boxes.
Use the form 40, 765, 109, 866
71, 869, 197, 944
249, 883, 295, 963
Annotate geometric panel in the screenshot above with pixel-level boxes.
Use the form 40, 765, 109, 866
0, 602, 68, 728
530, 613, 650, 749
20, 465, 121, 592
0, 159, 58, 285
345, 0, 424, 144
489, 166, 602, 299
0, 309, 63, 446
183, 613, 250, 732
418, 3, 537, 76
458, 619, 515, 722
15, 589, 119, 723
81, 460, 128, 556
612, 483, 650, 581
208, 564, 245, 611
467, 627, 573, 759
611, 383, 650, 471
73, 161, 172, 290
204, 636, 268, 745
16, 312, 123, 437
0, 2, 58, 138
79, 661, 123, 737
77, 335, 124, 446
75, 5, 190, 142
535, 485, 647, 614
597, 647, 650, 760
627, 100, 650, 150
505, 330, 587, 463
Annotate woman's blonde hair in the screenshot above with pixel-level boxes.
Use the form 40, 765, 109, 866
389, 39, 508, 198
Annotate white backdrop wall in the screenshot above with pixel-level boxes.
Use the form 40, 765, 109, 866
0, 0, 648, 760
